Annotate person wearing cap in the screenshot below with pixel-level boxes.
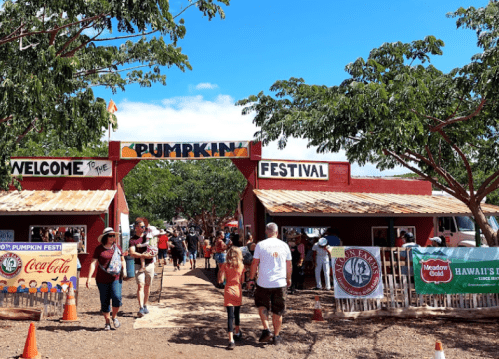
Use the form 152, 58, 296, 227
86, 227, 126, 330
129, 220, 155, 318
402, 232, 420, 248
312, 237, 331, 290
186, 228, 200, 270
429, 236, 447, 247
157, 229, 169, 267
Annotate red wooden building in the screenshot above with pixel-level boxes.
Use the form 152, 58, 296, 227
2, 140, 499, 276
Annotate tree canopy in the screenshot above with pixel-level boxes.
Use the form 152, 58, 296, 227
0, 0, 229, 190
238, 1, 499, 245
123, 159, 246, 233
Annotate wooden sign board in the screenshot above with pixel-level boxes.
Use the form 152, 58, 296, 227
120, 141, 250, 160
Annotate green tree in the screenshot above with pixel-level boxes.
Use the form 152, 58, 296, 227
0, 0, 229, 190
123, 160, 180, 228
238, 1, 499, 246
169, 159, 246, 235
123, 159, 246, 234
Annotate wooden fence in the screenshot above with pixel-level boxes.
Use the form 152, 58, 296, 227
0, 290, 71, 318
333, 247, 499, 318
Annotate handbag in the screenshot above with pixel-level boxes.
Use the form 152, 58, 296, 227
99, 245, 122, 276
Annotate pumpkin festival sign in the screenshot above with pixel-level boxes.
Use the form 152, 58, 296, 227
120, 141, 250, 159
0, 243, 78, 294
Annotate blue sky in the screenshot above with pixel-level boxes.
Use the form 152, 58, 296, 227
95, 0, 490, 177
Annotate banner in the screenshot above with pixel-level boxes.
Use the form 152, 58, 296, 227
258, 160, 329, 180
413, 247, 499, 294
0, 243, 78, 293
120, 141, 250, 159
332, 247, 384, 299
121, 213, 130, 252
11, 159, 112, 177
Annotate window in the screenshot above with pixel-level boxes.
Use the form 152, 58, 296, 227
281, 226, 327, 243
371, 226, 416, 246
29, 225, 87, 253
438, 217, 456, 232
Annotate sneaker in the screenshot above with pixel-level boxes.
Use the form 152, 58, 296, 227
143, 306, 149, 314
226, 341, 236, 350
234, 330, 242, 341
273, 335, 283, 346
174, 267, 178, 272
104, 323, 111, 331
259, 329, 273, 343
112, 318, 120, 329
137, 307, 146, 318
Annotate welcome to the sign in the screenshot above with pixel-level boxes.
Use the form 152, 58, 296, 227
10, 159, 112, 177
120, 141, 249, 159
258, 160, 329, 180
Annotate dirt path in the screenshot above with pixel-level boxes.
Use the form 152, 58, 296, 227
0, 261, 498, 358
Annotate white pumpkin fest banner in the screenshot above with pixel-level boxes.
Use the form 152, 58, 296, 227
0, 243, 78, 294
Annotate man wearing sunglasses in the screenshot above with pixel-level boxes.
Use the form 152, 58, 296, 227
129, 220, 155, 317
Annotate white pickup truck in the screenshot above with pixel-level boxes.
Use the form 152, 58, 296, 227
436, 215, 498, 247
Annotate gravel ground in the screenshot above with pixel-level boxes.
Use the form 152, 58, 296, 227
1, 265, 499, 359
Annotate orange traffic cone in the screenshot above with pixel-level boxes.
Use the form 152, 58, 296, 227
21, 322, 41, 359
312, 295, 324, 321
434, 341, 446, 359
61, 282, 79, 322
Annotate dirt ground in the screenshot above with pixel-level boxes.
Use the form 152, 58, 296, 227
1, 263, 499, 359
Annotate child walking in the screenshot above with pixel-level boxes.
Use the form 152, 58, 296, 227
218, 246, 245, 350
202, 239, 212, 269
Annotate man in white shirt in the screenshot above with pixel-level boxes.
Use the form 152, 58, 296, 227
313, 238, 331, 290
248, 223, 292, 346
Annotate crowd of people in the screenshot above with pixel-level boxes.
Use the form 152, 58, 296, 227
87, 220, 450, 347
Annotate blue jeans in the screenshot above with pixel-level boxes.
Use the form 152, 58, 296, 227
188, 250, 197, 260
214, 253, 226, 264
96, 280, 122, 313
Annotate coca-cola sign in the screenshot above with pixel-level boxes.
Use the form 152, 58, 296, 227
420, 259, 453, 284
24, 258, 71, 275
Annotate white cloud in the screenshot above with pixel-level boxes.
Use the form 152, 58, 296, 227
109, 94, 409, 177
195, 82, 219, 90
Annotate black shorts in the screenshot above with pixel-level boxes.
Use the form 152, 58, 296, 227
158, 248, 168, 259
254, 285, 287, 316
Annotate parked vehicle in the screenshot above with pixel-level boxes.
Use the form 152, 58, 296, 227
436, 215, 499, 247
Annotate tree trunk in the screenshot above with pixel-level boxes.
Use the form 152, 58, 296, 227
470, 203, 498, 247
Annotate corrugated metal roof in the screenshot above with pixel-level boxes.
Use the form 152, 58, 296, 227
254, 189, 499, 217
0, 190, 116, 215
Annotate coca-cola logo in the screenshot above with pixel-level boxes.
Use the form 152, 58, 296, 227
24, 258, 71, 275
420, 259, 453, 284
0, 252, 22, 279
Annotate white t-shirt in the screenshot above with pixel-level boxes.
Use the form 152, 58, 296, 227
312, 243, 330, 261
254, 237, 292, 288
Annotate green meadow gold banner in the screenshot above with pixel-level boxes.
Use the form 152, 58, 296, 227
120, 141, 249, 159
413, 247, 499, 294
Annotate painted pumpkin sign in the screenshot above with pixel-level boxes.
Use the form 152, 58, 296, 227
120, 141, 250, 160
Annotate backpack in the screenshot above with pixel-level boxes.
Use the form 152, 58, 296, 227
100, 245, 122, 276
241, 245, 253, 266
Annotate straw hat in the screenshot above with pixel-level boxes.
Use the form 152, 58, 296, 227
98, 227, 117, 243
166, 227, 174, 235
159, 229, 166, 235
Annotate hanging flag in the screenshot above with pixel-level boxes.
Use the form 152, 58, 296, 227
107, 99, 118, 114
107, 99, 118, 130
